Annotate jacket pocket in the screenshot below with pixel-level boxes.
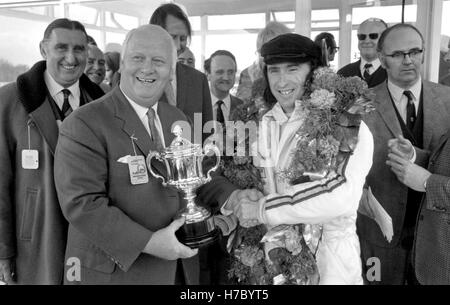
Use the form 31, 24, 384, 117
20, 188, 38, 240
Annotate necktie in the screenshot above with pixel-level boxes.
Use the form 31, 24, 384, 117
61, 89, 72, 119
404, 90, 416, 131
147, 107, 164, 151
363, 63, 373, 80
216, 100, 225, 125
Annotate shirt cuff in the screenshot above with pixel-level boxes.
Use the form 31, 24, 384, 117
220, 189, 238, 216
410, 147, 417, 163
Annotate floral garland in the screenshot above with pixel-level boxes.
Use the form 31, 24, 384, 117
222, 68, 375, 285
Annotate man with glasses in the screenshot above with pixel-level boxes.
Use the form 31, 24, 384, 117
338, 18, 388, 87
357, 23, 450, 284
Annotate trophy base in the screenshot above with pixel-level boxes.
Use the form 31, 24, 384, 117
175, 215, 219, 249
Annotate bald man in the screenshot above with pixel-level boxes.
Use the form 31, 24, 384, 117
54, 24, 199, 284
84, 44, 111, 92
338, 18, 388, 88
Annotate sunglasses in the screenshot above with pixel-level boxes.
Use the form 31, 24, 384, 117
357, 33, 379, 41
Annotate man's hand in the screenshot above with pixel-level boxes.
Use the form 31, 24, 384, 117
143, 217, 198, 260
0, 259, 14, 284
386, 152, 431, 192
226, 189, 264, 213
234, 197, 265, 228
387, 135, 414, 160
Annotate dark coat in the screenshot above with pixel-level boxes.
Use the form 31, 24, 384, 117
414, 129, 450, 284
337, 59, 387, 88
0, 60, 104, 284
54, 87, 236, 284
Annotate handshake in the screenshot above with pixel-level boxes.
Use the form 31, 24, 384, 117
224, 189, 266, 228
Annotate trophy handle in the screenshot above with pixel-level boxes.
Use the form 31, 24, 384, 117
204, 143, 221, 182
146, 151, 167, 186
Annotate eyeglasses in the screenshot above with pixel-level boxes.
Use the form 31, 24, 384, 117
383, 48, 424, 60
332, 47, 340, 51
357, 33, 379, 41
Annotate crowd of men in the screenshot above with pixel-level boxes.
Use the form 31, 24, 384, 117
0, 2, 450, 285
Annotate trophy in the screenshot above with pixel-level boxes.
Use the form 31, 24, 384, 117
147, 126, 221, 248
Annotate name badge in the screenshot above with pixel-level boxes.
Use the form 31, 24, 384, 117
22, 149, 39, 169
128, 155, 149, 185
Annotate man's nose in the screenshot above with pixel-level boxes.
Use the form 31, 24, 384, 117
65, 50, 76, 63
402, 53, 413, 65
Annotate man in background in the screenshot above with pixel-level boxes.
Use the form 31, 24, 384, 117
150, 3, 212, 138
178, 47, 196, 69
338, 18, 388, 88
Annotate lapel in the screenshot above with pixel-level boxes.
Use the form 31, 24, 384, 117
230, 95, 243, 114
422, 81, 448, 149
176, 62, 188, 111
111, 86, 154, 156
374, 82, 403, 138
354, 60, 363, 78
29, 98, 59, 155
429, 130, 450, 163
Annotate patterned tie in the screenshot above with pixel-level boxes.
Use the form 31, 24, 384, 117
147, 107, 164, 151
61, 89, 72, 119
404, 90, 416, 131
363, 63, 373, 80
216, 100, 225, 125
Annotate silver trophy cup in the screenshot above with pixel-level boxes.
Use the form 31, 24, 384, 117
147, 126, 221, 248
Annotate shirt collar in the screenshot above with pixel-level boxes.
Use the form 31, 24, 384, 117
264, 100, 304, 124
211, 93, 231, 109
360, 58, 381, 72
387, 77, 422, 102
121, 88, 159, 120
44, 69, 80, 100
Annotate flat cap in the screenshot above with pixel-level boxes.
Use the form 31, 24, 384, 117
261, 33, 322, 65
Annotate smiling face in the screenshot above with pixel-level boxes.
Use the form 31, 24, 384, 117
84, 45, 106, 85
40, 28, 88, 87
207, 55, 236, 99
119, 27, 173, 108
267, 62, 311, 114
358, 21, 386, 62
380, 27, 424, 89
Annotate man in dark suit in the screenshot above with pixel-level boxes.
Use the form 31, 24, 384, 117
201, 50, 244, 285
204, 50, 244, 127
338, 18, 388, 88
386, 131, 450, 285
150, 3, 213, 141
0, 18, 104, 284
358, 23, 450, 285
54, 24, 249, 285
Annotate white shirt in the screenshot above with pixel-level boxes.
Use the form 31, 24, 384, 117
122, 90, 166, 147
44, 70, 81, 111
211, 93, 231, 122
387, 77, 422, 124
360, 58, 381, 77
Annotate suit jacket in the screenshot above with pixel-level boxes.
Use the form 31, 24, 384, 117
414, 129, 450, 284
162, 63, 213, 142
358, 81, 450, 248
54, 86, 236, 284
0, 61, 103, 284
338, 59, 387, 88
229, 95, 244, 119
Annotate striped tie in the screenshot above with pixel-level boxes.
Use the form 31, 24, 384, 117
61, 89, 73, 119
147, 108, 164, 152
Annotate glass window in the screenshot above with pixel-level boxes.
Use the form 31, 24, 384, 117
205, 33, 258, 77
208, 14, 265, 30
439, 0, 450, 86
